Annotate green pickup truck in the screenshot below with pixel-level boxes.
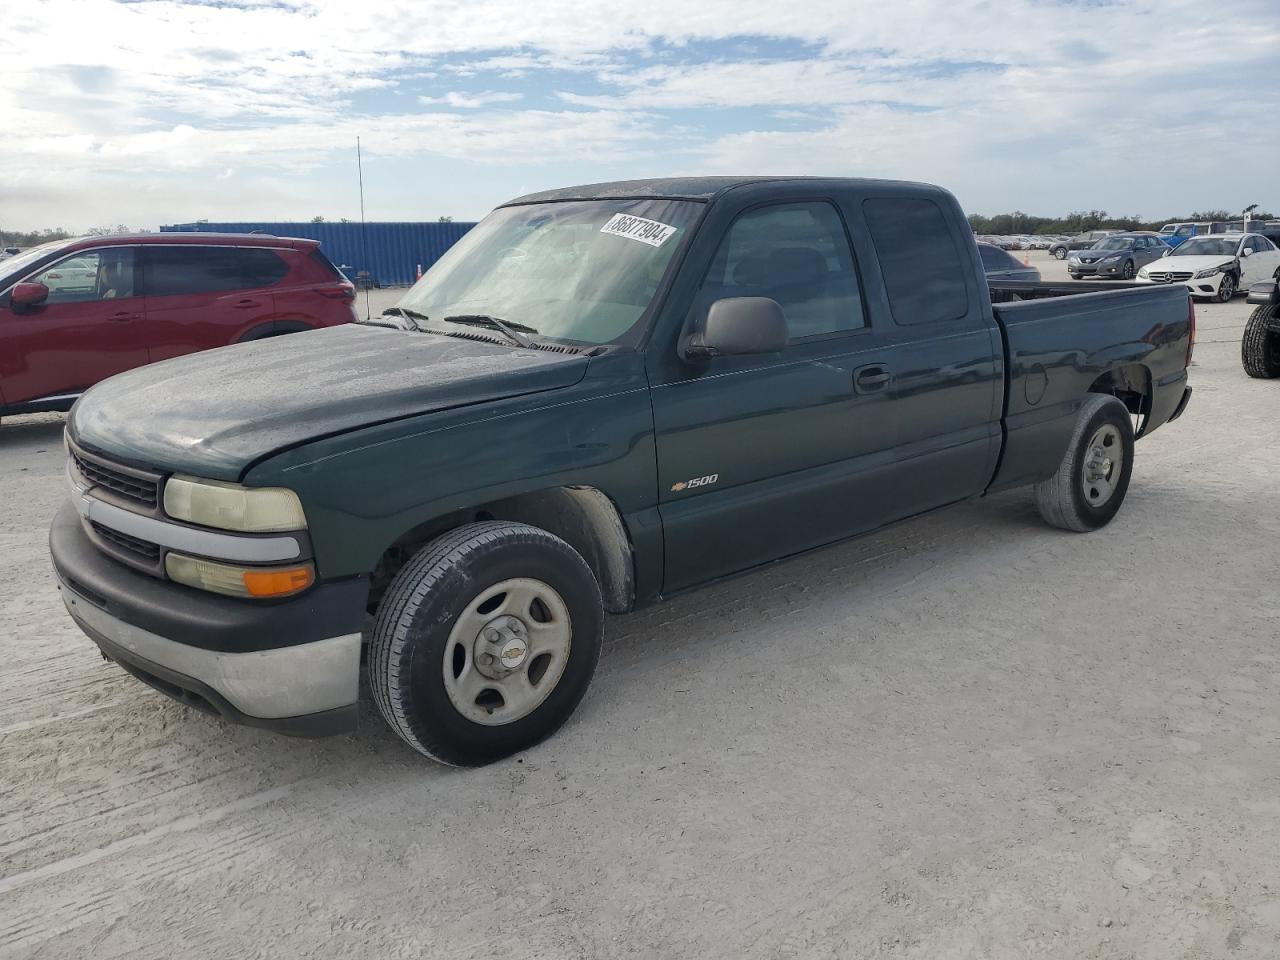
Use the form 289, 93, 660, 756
51, 177, 1195, 765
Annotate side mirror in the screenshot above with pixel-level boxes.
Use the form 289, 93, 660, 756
1242, 248, 1253, 258
10, 281, 49, 308
1162, 248, 1171, 257
684, 297, 788, 361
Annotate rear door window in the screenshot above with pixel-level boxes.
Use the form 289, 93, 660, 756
143, 246, 243, 297
862, 197, 969, 325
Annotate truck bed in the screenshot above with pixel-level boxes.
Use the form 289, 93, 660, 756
986, 282, 1193, 493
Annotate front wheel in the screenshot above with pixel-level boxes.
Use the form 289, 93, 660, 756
369, 521, 604, 765
1121, 260, 1135, 280
1242, 304, 1280, 378
1216, 272, 1237, 302
1034, 394, 1135, 532
1068, 272, 1081, 280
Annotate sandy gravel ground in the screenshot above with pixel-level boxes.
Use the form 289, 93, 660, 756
3, 252, 1279, 959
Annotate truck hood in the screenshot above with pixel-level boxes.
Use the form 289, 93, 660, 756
70, 324, 590, 480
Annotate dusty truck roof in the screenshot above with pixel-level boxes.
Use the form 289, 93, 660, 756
502, 176, 942, 205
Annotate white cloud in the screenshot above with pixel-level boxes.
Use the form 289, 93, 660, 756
418, 91, 524, 108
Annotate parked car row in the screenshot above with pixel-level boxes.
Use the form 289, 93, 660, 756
1158, 219, 1280, 249
0, 234, 356, 419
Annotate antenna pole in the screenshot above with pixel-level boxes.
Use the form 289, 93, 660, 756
357, 136, 371, 320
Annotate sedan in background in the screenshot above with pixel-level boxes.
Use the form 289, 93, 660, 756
978, 242, 1041, 281
1049, 230, 1120, 260
1068, 233, 1167, 280
1137, 233, 1280, 302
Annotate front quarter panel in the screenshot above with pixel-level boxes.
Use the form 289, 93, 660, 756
243, 351, 661, 597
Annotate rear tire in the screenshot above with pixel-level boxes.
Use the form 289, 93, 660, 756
369, 521, 604, 766
1242, 304, 1280, 379
1054, 248, 1068, 260
1034, 394, 1135, 532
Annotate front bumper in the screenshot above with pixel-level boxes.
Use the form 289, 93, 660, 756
1136, 273, 1227, 298
51, 502, 367, 736
1069, 258, 1127, 277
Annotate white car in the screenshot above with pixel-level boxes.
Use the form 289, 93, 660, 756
1136, 233, 1280, 302
36, 256, 98, 295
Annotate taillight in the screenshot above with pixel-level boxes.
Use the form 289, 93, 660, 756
1186, 295, 1196, 366
317, 282, 355, 303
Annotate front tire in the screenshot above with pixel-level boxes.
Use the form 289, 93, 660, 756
1242, 304, 1280, 378
1216, 272, 1237, 302
1121, 260, 1135, 280
1034, 394, 1135, 532
369, 521, 604, 766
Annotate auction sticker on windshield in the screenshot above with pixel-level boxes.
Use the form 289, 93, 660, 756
600, 213, 678, 247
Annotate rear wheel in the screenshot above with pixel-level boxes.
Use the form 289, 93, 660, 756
369, 521, 604, 766
1242, 304, 1280, 378
1216, 272, 1237, 302
1034, 394, 1135, 532
1054, 248, 1068, 260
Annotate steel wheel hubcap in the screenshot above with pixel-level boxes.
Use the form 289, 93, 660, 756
443, 578, 572, 726
1082, 424, 1123, 507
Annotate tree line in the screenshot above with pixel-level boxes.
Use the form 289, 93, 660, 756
967, 209, 1276, 236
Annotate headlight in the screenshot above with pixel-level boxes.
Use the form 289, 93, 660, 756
1138, 267, 1150, 278
1192, 267, 1221, 279
163, 475, 306, 532
166, 553, 314, 598
1101, 255, 1121, 263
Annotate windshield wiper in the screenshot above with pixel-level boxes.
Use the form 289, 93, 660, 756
442, 314, 537, 349
379, 306, 431, 331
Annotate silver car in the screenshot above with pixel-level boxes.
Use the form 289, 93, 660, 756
1068, 233, 1167, 281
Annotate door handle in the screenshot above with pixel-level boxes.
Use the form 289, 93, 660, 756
106, 311, 139, 322
233, 299, 262, 310
854, 364, 891, 394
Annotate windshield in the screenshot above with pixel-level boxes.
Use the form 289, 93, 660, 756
1091, 237, 1133, 251
395, 198, 701, 346
1172, 237, 1240, 257
0, 238, 79, 289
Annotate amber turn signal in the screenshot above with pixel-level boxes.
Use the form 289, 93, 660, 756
242, 566, 314, 598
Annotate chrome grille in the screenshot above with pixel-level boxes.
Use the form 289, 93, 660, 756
70, 444, 161, 509
1145, 270, 1193, 282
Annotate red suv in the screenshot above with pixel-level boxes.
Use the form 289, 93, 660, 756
0, 234, 356, 419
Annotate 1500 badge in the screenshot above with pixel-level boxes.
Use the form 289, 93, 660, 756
671, 474, 719, 492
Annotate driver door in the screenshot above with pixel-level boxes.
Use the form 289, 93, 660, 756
1, 247, 149, 406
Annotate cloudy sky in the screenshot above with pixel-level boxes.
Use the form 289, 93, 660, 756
3, 0, 1277, 231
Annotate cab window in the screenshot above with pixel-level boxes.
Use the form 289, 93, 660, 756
695, 201, 866, 339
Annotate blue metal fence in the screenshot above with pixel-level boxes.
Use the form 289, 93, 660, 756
158, 221, 476, 286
